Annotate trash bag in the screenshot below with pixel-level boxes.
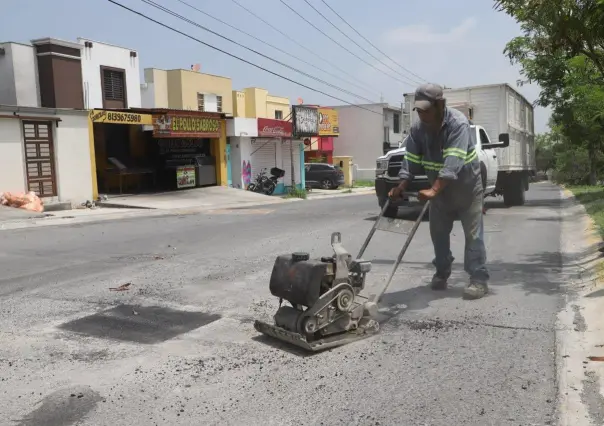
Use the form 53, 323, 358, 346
0, 191, 44, 212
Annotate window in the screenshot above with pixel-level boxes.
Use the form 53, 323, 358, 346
384, 126, 390, 143
197, 93, 205, 111
275, 110, 283, 120
393, 113, 400, 133
479, 128, 490, 148
101, 66, 126, 108
217, 95, 223, 113
102, 69, 125, 101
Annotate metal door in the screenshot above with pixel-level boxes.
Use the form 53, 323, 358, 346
250, 139, 277, 182
22, 121, 57, 197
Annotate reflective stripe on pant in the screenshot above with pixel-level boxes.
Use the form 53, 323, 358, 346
428, 194, 489, 283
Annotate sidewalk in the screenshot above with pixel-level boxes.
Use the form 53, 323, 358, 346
0, 186, 375, 231
556, 188, 604, 425
305, 186, 374, 199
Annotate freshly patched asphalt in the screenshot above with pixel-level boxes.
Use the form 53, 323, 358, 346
0, 183, 563, 425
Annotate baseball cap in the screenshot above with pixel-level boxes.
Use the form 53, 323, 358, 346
413, 83, 444, 111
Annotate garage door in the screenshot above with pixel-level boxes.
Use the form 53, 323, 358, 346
22, 121, 57, 197
250, 139, 277, 183
281, 140, 301, 186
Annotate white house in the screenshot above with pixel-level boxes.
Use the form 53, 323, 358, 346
78, 38, 141, 110
0, 105, 93, 208
327, 103, 403, 180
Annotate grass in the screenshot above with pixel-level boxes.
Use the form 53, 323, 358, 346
566, 185, 604, 285
351, 180, 375, 188
283, 187, 307, 199
566, 185, 604, 237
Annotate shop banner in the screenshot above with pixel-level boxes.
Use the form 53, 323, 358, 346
318, 108, 339, 136
153, 113, 221, 138
292, 106, 318, 137
176, 165, 196, 188
257, 118, 292, 138
89, 109, 152, 125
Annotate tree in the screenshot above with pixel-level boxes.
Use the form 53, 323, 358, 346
495, 0, 604, 184
494, 0, 604, 84
535, 133, 556, 172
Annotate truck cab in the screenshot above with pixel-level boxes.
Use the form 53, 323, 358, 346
374, 124, 509, 217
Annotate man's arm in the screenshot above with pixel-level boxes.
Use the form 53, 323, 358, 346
439, 122, 471, 180
398, 133, 423, 182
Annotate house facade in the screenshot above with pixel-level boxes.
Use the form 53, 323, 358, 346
328, 103, 402, 180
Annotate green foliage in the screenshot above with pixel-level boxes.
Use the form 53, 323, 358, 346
566, 185, 604, 237
495, 0, 604, 183
284, 187, 307, 199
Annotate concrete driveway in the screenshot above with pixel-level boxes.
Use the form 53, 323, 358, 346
0, 182, 598, 425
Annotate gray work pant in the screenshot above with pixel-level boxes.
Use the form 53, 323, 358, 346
428, 193, 489, 283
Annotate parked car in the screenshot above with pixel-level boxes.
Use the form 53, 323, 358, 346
304, 163, 345, 189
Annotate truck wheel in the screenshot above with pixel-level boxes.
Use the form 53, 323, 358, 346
378, 197, 398, 218
503, 173, 526, 206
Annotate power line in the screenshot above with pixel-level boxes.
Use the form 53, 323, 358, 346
170, 0, 380, 103
278, 0, 414, 88
139, 0, 378, 105
320, 0, 426, 84
301, 0, 422, 86
106, 0, 384, 115
228, 0, 384, 100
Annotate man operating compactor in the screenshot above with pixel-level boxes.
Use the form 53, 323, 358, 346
389, 83, 489, 300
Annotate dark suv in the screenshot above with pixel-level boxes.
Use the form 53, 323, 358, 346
304, 163, 345, 189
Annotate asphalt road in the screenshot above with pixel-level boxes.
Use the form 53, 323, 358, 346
0, 183, 564, 425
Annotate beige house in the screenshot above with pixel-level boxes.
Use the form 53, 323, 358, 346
141, 68, 234, 114
141, 68, 290, 119
232, 87, 290, 119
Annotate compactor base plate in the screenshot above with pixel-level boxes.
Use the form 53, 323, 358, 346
253, 317, 380, 352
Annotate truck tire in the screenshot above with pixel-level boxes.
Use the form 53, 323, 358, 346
503, 173, 526, 206
378, 197, 399, 218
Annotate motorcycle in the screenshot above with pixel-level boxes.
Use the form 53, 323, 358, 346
247, 167, 285, 195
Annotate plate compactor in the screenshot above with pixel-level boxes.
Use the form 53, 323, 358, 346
254, 198, 430, 352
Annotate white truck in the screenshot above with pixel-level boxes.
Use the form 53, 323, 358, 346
375, 83, 536, 217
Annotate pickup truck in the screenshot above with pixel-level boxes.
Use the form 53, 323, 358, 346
375, 123, 510, 217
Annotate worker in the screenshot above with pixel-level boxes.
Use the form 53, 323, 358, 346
388, 83, 489, 300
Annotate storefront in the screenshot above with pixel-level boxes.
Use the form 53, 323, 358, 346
227, 117, 304, 194
303, 107, 339, 164
89, 108, 227, 197
149, 110, 226, 191
88, 108, 154, 198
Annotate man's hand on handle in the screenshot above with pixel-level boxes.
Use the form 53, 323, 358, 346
418, 178, 449, 202
388, 182, 408, 200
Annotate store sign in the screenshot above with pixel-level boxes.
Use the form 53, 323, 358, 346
176, 165, 196, 188
318, 108, 339, 136
292, 106, 319, 137
89, 109, 152, 125
257, 118, 292, 138
153, 113, 221, 138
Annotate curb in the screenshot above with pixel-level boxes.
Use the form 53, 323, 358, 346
0, 189, 372, 231
555, 187, 604, 426
0, 198, 303, 231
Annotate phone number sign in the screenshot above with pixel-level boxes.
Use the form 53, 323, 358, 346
89, 109, 152, 125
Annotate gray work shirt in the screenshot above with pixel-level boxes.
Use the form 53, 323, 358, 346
398, 107, 482, 211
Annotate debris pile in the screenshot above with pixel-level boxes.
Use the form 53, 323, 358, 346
0, 191, 44, 213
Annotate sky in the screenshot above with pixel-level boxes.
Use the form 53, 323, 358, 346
5, 0, 550, 133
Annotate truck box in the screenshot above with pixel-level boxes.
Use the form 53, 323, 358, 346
402, 83, 536, 172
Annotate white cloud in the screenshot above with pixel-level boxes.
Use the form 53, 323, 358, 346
383, 18, 478, 45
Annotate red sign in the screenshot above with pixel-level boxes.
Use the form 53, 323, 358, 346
257, 118, 292, 138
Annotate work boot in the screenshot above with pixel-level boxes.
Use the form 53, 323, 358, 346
463, 281, 489, 300
430, 267, 451, 291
